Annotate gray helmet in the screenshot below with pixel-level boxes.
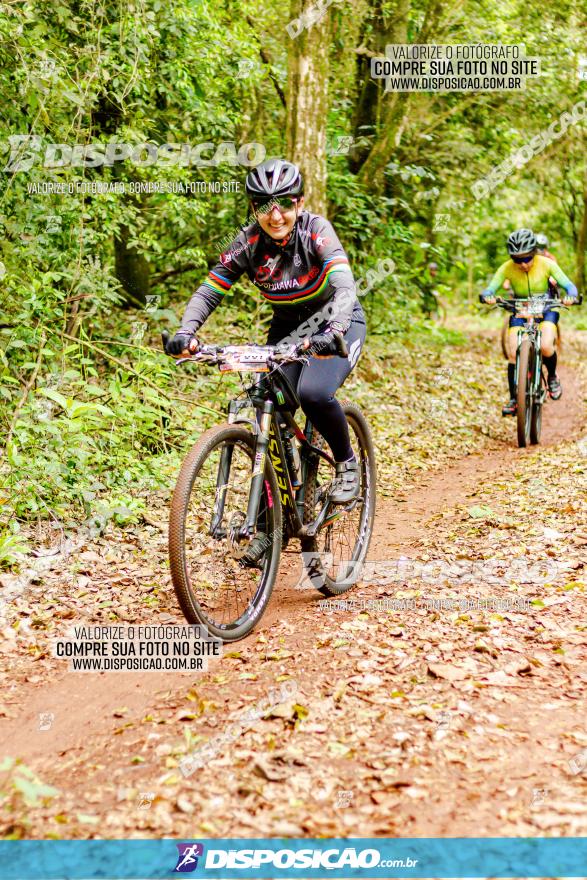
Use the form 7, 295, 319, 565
507, 228, 537, 256
535, 233, 549, 249
245, 158, 304, 199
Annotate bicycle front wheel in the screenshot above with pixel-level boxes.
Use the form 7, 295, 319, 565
301, 402, 377, 596
169, 425, 282, 641
530, 400, 542, 445
516, 338, 533, 448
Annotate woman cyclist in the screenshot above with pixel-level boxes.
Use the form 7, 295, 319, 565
481, 228, 578, 416
165, 158, 366, 504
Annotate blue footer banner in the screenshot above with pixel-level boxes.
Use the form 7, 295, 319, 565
0, 837, 586, 879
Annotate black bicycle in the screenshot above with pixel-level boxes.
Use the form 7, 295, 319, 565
163, 333, 377, 641
490, 297, 570, 447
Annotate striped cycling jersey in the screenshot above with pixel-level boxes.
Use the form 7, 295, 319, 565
484, 255, 577, 298
181, 211, 358, 335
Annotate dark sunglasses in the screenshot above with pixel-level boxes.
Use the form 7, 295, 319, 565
252, 196, 299, 212
512, 253, 535, 264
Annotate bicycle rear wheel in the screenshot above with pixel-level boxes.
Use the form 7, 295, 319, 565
301, 402, 376, 596
516, 338, 533, 448
169, 425, 282, 641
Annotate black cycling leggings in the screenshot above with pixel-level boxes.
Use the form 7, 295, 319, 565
268, 317, 366, 462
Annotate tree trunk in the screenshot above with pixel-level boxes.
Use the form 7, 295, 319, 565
286, 1, 331, 215
351, 0, 410, 174
467, 249, 474, 308
354, 0, 450, 191
92, 89, 151, 308
575, 165, 587, 294
353, 0, 411, 190
114, 224, 150, 308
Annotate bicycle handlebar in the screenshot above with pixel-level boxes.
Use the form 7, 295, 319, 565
161, 330, 349, 366
478, 295, 578, 313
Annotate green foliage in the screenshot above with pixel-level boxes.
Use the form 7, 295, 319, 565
0, 532, 29, 568
1, 337, 221, 523
0, 0, 584, 537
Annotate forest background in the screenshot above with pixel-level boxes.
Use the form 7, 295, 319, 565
0, 0, 586, 554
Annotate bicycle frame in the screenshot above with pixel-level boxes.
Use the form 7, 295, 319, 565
210, 379, 355, 547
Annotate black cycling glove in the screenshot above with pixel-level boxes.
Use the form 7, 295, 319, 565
165, 331, 199, 356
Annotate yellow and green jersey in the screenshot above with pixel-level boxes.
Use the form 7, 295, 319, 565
484, 255, 577, 298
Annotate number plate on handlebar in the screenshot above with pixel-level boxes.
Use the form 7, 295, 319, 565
516, 298, 546, 318
218, 345, 272, 373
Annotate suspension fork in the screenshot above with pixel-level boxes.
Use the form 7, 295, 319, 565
209, 415, 236, 537
514, 328, 524, 388
210, 448, 233, 536
209, 398, 256, 537
242, 400, 274, 535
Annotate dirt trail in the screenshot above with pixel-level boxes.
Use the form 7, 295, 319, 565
261, 362, 584, 629
1, 361, 586, 837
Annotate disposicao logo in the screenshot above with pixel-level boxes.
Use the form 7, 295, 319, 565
174, 843, 205, 873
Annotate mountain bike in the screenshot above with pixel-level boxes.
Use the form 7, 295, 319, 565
492, 297, 569, 447
162, 333, 377, 642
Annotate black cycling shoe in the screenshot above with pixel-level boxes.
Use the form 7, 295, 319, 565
329, 458, 360, 505
548, 375, 562, 400
502, 398, 517, 417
